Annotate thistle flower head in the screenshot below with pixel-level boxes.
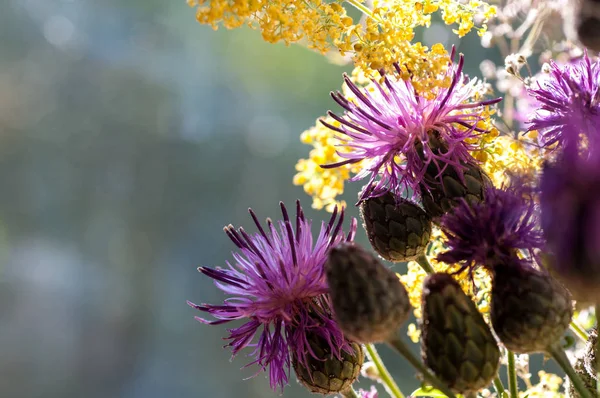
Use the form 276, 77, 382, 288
526, 53, 600, 161
188, 201, 357, 390
437, 182, 544, 270
322, 53, 501, 202
540, 161, 600, 302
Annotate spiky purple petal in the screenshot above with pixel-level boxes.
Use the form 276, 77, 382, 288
526, 53, 600, 160
322, 54, 501, 202
188, 201, 357, 391
437, 183, 544, 271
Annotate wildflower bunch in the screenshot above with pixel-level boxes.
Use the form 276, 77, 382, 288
187, 0, 600, 396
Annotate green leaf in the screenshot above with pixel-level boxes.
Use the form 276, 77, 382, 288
410, 387, 448, 397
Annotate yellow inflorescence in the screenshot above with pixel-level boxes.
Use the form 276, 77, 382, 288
519, 371, 563, 398
293, 117, 363, 211
474, 131, 543, 188
189, 0, 494, 86
401, 227, 493, 343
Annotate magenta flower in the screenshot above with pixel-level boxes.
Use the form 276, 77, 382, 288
437, 182, 543, 271
526, 53, 600, 160
187, 201, 357, 391
321, 54, 501, 202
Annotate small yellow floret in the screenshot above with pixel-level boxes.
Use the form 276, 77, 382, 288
293, 117, 362, 211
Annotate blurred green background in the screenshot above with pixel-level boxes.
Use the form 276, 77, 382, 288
0, 1, 551, 397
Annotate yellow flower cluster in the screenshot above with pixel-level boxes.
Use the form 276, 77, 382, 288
436, 0, 496, 37
189, 0, 494, 85
474, 131, 543, 188
400, 227, 493, 342
519, 371, 563, 398
188, 0, 355, 54
293, 117, 362, 211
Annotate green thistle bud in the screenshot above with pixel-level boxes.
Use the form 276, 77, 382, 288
421, 273, 500, 394
292, 331, 363, 395
490, 261, 573, 353
360, 191, 432, 262
325, 242, 411, 343
420, 162, 492, 219
418, 131, 492, 219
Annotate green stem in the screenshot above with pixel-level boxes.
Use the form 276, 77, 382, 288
570, 320, 590, 342
387, 335, 457, 398
548, 343, 594, 398
493, 376, 506, 396
507, 351, 518, 398
343, 0, 381, 22
365, 343, 405, 398
416, 254, 435, 275
341, 387, 360, 398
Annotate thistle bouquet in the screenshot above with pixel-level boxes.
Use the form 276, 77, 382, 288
187, 0, 600, 397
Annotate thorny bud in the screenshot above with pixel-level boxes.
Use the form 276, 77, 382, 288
419, 131, 492, 219
360, 191, 432, 263
421, 273, 500, 394
325, 242, 411, 343
490, 260, 573, 353
293, 330, 364, 395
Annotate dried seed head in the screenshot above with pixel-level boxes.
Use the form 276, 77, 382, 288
326, 242, 411, 343
421, 273, 500, 394
360, 191, 432, 262
567, 357, 597, 398
583, 327, 598, 380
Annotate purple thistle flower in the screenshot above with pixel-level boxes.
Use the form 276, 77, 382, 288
320, 54, 501, 202
437, 183, 544, 271
540, 161, 600, 302
187, 201, 357, 391
526, 53, 600, 160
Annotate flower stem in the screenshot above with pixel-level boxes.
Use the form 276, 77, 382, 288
365, 343, 405, 398
570, 320, 590, 342
548, 343, 594, 398
493, 376, 506, 396
416, 254, 435, 275
343, 0, 380, 22
507, 351, 518, 398
387, 335, 457, 398
341, 387, 360, 398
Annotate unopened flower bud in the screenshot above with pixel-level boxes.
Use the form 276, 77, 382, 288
421, 273, 500, 394
419, 131, 492, 219
326, 242, 411, 343
360, 191, 432, 262
490, 260, 573, 353
293, 330, 364, 395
